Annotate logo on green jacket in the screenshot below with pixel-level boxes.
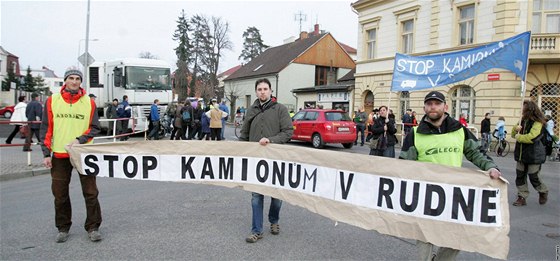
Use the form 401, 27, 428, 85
55, 113, 85, 120
425, 147, 461, 155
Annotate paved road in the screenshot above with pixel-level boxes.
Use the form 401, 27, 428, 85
1, 123, 559, 260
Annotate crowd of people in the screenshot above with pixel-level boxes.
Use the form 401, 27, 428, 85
3, 65, 556, 261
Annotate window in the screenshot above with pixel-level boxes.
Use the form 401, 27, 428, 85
450, 86, 476, 124
458, 4, 475, 45
366, 28, 377, 59
399, 91, 410, 118
532, 0, 560, 33
315, 66, 337, 86
402, 20, 414, 54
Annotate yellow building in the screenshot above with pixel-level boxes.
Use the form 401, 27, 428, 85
351, 0, 560, 137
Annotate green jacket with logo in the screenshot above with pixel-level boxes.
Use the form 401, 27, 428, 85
399, 113, 498, 171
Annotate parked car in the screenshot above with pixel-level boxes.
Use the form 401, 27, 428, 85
0, 105, 15, 118
291, 109, 356, 149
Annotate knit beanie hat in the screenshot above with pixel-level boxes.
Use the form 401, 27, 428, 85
64, 66, 83, 81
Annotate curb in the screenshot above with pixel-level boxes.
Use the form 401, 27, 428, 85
0, 168, 50, 182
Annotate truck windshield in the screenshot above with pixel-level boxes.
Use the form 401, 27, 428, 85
125, 66, 171, 90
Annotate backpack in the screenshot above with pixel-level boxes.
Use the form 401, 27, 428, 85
182, 109, 191, 121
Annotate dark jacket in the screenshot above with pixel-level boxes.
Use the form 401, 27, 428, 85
512, 120, 546, 164
481, 118, 491, 133
174, 104, 183, 128
26, 100, 43, 129
400, 113, 498, 171
117, 100, 131, 118
370, 116, 398, 146
239, 99, 293, 143
402, 113, 413, 131
106, 104, 118, 119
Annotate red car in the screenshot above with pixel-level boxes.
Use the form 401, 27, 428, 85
291, 109, 356, 149
0, 105, 15, 118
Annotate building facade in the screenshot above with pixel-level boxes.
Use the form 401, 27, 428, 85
224, 32, 355, 111
351, 0, 560, 137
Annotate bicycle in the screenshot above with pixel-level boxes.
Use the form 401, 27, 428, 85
234, 113, 244, 139
489, 131, 510, 157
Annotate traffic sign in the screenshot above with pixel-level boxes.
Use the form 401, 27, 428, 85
78, 52, 95, 67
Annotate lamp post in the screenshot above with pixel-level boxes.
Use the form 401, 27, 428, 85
77, 38, 99, 68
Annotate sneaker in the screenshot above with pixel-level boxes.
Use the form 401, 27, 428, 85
270, 223, 280, 235
88, 230, 102, 242
56, 231, 69, 243
512, 196, 526, 206
245, 233, 263, 243
539, 192, 548, 205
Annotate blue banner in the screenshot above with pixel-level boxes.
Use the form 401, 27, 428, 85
391, 31, 531, 92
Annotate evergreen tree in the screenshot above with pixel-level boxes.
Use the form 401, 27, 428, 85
1, 70, 19, 91
22, 66, 36, 92
34, 75, 49, 95
239, 26, 269, 63
172, 9, 193, 101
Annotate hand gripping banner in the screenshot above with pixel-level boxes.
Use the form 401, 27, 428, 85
67, 140, 510, 259
391, 31, 531, 92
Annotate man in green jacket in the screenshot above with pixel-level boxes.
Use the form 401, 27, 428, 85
239, 78, 293, 243
399, 91, 501, 261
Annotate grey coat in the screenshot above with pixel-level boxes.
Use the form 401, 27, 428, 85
239, 99, 293, 144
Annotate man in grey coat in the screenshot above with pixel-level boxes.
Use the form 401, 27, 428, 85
239, 78, 293, 243
24, 93, 42, 151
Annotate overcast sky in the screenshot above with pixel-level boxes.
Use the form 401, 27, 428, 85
1, 0, 358, 77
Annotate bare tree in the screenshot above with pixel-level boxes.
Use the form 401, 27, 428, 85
138, 51, 158, 59
209, 17, 233, 100
224, 81, 244, 121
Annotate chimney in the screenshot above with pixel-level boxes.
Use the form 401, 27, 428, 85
299, 31, 308, 40
314, 24, 319, 35
326, 70, 336, 85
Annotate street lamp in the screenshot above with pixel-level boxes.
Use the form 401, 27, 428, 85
77, 38, 99, 68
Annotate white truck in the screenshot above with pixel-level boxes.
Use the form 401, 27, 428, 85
87, 58, 172, 132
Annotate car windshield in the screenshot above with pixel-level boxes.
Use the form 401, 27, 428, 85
125, 66, 171, 90
325, 112, 351, 121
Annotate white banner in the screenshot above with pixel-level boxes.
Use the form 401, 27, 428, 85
68, 141, 510, 259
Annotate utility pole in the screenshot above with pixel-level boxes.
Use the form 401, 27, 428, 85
84, 0, 91, 89
294, 11, 307, 33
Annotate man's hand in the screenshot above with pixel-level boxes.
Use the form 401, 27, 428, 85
488, 168, 501, 179
43, 157, 52, 168
258, 137, 270, 146
64, 139, 80, 152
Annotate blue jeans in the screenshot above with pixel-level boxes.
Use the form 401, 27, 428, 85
251, 193, 282, 234
221, 119, 226, 139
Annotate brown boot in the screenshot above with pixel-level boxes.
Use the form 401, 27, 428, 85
513, 196, 526, 206
539, 192, 548, 205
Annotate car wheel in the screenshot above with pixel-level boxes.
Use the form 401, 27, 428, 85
342, 142, 354, 149
312, 133, 324, 149
3, 111, 12, 118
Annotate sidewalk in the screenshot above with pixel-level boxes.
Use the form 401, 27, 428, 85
0, 143, 49, 181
